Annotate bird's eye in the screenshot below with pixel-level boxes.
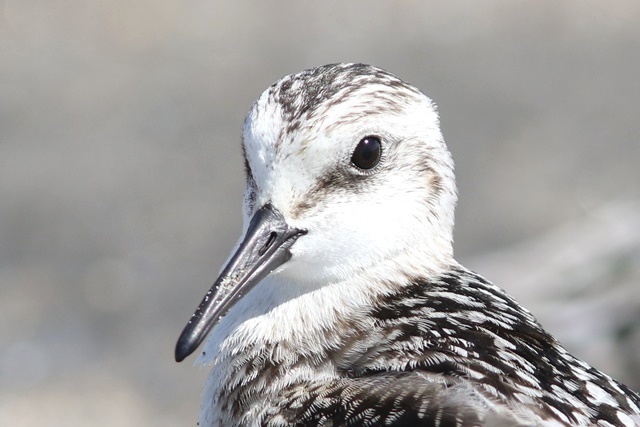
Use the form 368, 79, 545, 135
351, 136, 382, 170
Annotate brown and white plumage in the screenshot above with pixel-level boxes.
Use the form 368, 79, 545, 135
175, 63, 640, 426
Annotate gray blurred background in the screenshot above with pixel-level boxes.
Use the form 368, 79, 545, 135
1, 1, 639, 425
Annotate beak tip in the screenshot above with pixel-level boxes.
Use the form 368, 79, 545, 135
175, 330, 197, 363
174, 349, 187, 363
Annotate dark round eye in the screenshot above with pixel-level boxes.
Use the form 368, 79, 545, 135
351, 136, 382, 170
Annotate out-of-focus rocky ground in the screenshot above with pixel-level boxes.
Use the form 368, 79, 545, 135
1, 1, 638, 425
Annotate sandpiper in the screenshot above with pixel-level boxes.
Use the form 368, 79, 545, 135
176, 63, 640, 426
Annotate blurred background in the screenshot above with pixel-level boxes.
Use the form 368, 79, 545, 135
1, 1, 639, 425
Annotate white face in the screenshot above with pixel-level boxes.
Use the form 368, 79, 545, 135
175, 65, 459, 364
241, 65, 457, 287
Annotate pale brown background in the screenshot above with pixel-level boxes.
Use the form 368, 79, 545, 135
1, 1, 639, 425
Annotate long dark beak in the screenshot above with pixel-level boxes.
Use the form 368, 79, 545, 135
175, 203, 307, 362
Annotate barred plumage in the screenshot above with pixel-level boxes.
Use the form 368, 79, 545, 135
176, 64, 640, 426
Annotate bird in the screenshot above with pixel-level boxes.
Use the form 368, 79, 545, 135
175, 63, 640, 427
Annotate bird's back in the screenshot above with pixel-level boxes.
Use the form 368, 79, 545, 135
260, 266, 640, 426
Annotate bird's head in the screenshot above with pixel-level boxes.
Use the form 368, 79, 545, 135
176, 63, 457, 362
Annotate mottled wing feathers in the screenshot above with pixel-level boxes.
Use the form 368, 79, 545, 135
275, 372, 526, 427
268, 267, 640, 426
